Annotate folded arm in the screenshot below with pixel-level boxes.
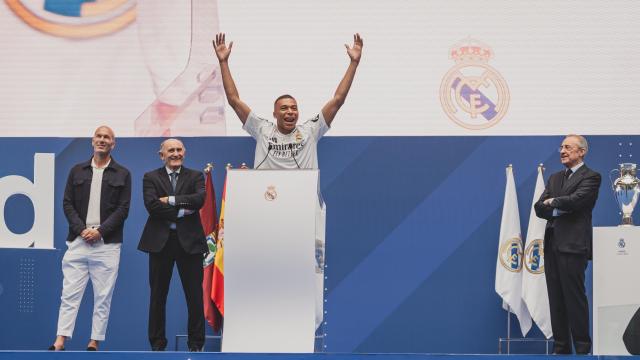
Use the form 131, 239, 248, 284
534, 181, 555, 221
174, 172, 206, 211
552, 172, 601, 212
143, 173, 179, 221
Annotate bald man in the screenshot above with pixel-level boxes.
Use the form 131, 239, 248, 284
138, 139, 207, 352
49, 126, 131, 351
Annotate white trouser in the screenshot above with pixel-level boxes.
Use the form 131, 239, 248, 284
56, 238, 121, 341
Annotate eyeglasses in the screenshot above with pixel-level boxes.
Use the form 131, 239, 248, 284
558, 145, 583, 153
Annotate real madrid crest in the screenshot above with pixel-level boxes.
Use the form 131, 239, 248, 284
440, 38, 510, 130
617, 238, 628, 255
499, 237, 523, 272
5, 0, 136, 39
524, 239, 545, 274
264, 185, 277, 201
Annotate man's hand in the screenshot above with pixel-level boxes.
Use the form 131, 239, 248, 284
345, 33, 363, 63
543, 198, 555, 206
81, 227, 101, 243
213, 33, 233, 63
159, 196, 169, 204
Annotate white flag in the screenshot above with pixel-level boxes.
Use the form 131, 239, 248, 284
495, 166, 532, 336
522, 165, 553, 339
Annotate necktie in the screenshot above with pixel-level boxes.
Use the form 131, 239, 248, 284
562, 168, 572, 187
170, 172, 177, 192
565, 168, 573, 179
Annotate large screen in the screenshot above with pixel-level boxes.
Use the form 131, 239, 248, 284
1, 0, 639, 136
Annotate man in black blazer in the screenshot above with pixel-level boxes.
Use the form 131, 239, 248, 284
535, 134, 601, 355
49, 126, 131, 352
138, 138, 207, 352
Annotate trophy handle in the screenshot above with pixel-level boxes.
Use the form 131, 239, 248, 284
609, 168, 620, 190
609, 168, 623, 212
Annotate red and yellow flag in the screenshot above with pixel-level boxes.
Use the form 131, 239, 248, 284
211, 170, 227, 316
200, 167, 221, 331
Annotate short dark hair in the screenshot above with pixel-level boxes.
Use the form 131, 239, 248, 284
274, 94, 296, 107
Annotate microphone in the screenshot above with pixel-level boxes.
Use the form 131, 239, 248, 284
255, 144, 273, 169
289, 143, 301, 169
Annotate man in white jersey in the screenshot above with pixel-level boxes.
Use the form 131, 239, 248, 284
212, 32, 363, 169
48, 126, 131, 351
212, 33, 362, 333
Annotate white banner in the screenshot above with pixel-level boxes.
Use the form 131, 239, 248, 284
1, 0, 639, 136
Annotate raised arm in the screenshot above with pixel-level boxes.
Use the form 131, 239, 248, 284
321, 33, 363, 126
213, 33, 252, 124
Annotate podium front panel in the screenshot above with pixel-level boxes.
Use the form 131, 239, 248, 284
222, 170, 318, 353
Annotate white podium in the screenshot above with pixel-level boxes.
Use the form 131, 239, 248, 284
221, 169, 325, 353
593, 226, 640, 355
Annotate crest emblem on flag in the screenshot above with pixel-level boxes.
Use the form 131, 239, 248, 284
524, 239, 545, 274
440, 38, 510, 130
5, 0, 136, 39
499, 237, 523, 272
203, 232, 218, 267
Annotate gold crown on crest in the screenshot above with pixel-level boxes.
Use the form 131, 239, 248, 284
449, 38, 493, 63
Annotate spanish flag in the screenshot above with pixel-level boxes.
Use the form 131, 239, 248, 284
211, 170, 227, 316
201, 167, 221, 331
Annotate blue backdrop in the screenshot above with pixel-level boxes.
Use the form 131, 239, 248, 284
0, 135, 634, 352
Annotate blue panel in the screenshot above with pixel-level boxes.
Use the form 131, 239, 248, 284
0, 136, 634, 352
0, 351, 612, 360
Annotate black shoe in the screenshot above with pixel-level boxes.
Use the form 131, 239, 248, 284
86, 346, 97, 351
189, 346, 203, 352
151, 346, 165, 351
574, 341, 592, 355
47, 345, 65, 351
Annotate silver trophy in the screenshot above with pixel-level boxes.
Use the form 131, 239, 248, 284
610, 163, 640, 225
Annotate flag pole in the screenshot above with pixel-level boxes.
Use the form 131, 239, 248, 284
504, 165, 516, 353
507, 305, 512, 354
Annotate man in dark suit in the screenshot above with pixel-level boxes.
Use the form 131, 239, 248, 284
535, 134, 601, 355
138, 138, 207, 352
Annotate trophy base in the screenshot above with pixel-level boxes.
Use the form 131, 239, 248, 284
621, 216, 634, 226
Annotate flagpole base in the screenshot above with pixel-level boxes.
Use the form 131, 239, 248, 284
498, 337, 553, 354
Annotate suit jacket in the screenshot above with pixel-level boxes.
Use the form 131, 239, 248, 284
534, 164, 601, 259
63, 157, 131, 243
138, 166, 207, 255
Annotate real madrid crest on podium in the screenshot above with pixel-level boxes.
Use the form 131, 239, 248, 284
440, 38, 510, 130
264, 185, 277, 201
